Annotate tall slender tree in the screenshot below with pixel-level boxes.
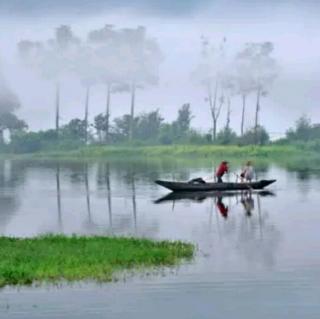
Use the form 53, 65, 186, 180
237, 42, 277, 143
117, 26, 163, 141
235, 49, 255, 136
18, 25, 80, 135
88, 25, 120, 143
192, 37, 228, 141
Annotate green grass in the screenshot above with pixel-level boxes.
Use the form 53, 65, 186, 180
12, 144, 314, 160
0, 235, 194, 287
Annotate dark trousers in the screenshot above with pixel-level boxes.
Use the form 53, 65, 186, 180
217, 176, 223, 183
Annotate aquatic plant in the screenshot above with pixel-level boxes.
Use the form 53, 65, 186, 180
0, 235, 194, 287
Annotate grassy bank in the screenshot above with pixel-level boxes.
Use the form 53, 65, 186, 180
12, 144, 316, 160
0, 235, 194, 287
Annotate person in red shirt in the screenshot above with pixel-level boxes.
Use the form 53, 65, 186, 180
216, 161, 229, 183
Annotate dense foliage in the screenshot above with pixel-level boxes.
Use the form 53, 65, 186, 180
0, 104, 270, 154
3, 103, 320, 154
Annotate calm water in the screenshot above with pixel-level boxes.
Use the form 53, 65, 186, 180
0, 158, 320, 319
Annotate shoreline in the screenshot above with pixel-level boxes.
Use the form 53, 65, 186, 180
0, 144, 315, 160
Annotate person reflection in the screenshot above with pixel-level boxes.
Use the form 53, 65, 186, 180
241, 192, 254, 217
216, 196, 228, 219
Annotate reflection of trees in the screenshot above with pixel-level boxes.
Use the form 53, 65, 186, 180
237, 219, 281, 267
213, 192, 281, 269
106, 164, 113, 231
130, 168, 137, 233
158, 189, 280, 270
122, 163, 138, 233
95, 161, 161, 236
96, 163, 113, 231
252, 162, 270, 180
0, 160, 25, 232
296, 170, 311, 181
67, 162, 89, 184
83, 163, 99, 232
0, 159, 26, 188
103, 158, 195, 186
231, 193, 281, 269
55, 163, 62, 231
84, 164, 91, 221
281, 158, 320, 182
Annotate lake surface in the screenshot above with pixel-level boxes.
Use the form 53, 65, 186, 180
0, 158, 320, 319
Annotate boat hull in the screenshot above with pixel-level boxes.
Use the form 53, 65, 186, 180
155, 179, 276, 192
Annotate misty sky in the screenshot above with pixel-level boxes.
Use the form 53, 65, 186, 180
0, 0, 320, 137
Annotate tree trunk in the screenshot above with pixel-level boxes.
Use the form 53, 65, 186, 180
105, 83, 111, 143
254, 87, 261, 144
129, 83, 136, 141
226, 96, 231, 130
84, 86, 90, 144
213, 118, 217, 141
207, 81, 219, 142
55, 83, 60, 136
212, 81, 218, 141
241, 94, 246, 136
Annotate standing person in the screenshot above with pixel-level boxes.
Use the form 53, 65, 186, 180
216, 161, 229, 183
240, 161, 254, 182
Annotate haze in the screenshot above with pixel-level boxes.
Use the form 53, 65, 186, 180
0, 0, 319, 138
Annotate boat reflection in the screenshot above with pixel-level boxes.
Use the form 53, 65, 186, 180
154, 190, 275, 204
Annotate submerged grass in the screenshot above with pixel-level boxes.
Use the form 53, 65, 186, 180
0, 235, 194, 287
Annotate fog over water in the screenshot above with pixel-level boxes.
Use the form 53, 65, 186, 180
0, 0, 320, 137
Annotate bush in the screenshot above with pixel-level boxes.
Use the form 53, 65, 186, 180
185, 129, 207, 144
216, 127, 238, 145
239, 126, 270, 145
10, 132, 43, 153
9, 129, 85, 154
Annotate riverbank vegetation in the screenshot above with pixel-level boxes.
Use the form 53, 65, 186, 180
1, 112, 319, 159
0, 235, 194, 287
22, 144, 310, 161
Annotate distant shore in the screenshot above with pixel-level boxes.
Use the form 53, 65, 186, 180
4, 144, 316, 162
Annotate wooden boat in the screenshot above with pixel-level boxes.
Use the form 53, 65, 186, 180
155, 179, 276, 192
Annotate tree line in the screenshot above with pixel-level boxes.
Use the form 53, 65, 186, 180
17, 24, 163, 144
2, 23, 317, 153
13, 24, 279, 143
0, 100, 318, 153
3, 103, 314, 154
